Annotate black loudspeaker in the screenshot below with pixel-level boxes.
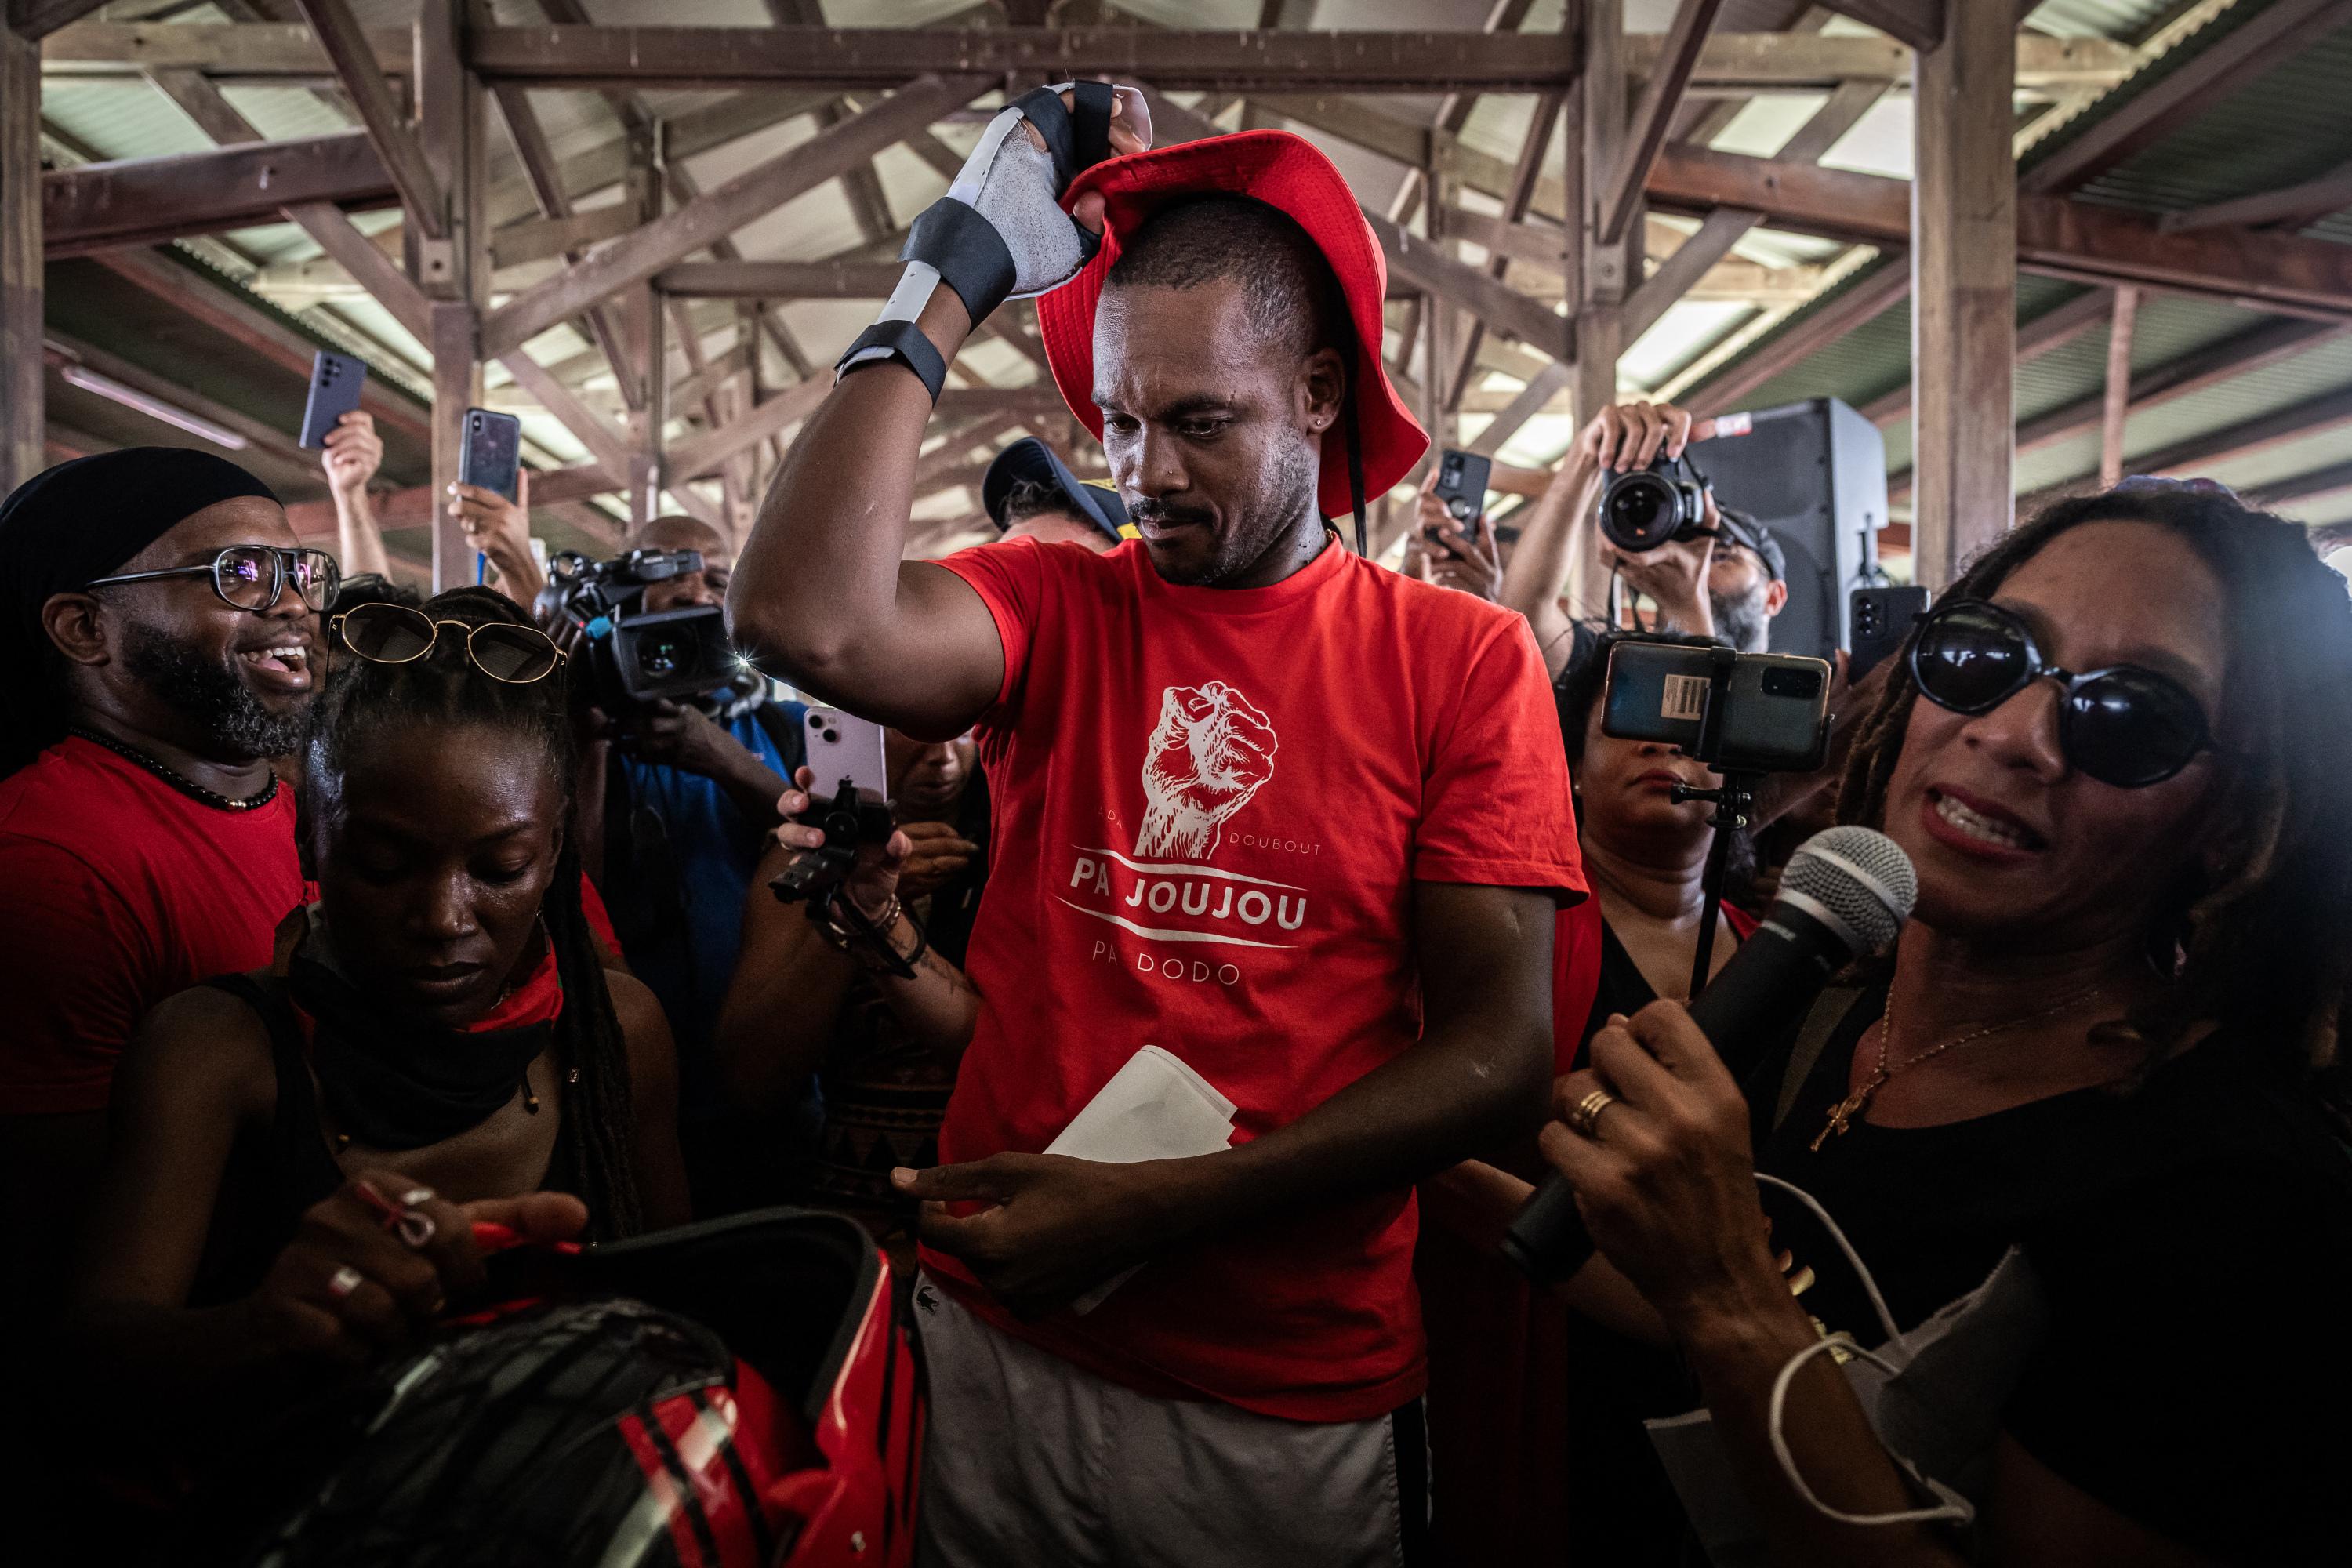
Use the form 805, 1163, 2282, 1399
1693, 397, 1888, 661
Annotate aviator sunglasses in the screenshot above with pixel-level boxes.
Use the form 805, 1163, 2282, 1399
85, 544, 340, 615
1907, 597, 2216, 788
331, 601, 565, 684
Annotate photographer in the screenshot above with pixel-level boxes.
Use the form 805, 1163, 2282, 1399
572, 514, 811, 1216
1499, 399, 1788, 672
716, 735, 985, 1267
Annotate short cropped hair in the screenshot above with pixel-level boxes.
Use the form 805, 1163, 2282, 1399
1106, 194, 1345, 368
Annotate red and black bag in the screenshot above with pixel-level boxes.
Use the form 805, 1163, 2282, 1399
243, 1208, 923, 1568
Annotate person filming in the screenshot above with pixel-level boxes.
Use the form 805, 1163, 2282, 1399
726, 93, 1583, 1565
1497, 399, 1789, 672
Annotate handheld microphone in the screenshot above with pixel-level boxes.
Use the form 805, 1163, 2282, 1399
1501, 826, 1918, 1283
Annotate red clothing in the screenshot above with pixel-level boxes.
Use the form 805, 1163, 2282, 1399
1422, 893, 1760, 1566
926, 535, 1585, 1421
0, 737, 305, 1114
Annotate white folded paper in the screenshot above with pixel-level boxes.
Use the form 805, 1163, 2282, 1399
1045, 1045, 1237, 1313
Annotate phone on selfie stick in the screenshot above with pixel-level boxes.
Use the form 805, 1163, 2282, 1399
1603, 637, 1832, 997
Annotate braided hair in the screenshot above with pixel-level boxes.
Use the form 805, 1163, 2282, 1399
304, 586, 646, 1238
1835, 488, 2352, 1122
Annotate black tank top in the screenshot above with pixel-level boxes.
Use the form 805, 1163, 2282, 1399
191, 973, 573, 1305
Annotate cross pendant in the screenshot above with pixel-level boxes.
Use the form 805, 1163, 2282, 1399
1812, 1087, 1874, 1153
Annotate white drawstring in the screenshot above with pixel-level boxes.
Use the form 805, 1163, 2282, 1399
1753, 1171, 1976, 1531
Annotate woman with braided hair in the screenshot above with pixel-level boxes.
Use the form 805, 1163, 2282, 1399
1534, 483, 2352, 1564
66, 586, 689, 1436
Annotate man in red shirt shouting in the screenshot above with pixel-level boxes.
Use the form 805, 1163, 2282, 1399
731, 96, 1583, 1566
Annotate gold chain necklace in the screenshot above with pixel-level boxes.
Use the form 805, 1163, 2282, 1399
1811, 983, 2105, 1152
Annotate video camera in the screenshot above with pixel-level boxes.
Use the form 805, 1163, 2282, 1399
537, 548, 741, 706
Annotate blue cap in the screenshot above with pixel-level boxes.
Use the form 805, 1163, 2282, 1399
981, 437, 1136, 545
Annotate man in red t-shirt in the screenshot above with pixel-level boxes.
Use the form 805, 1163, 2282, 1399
0, 449, 329, 1290
734, 106, 1582, 1566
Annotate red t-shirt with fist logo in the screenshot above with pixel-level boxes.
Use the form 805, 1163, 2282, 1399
927, 534, 1585, 1422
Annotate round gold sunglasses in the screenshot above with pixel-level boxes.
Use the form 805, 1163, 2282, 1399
329, 602, 565, 684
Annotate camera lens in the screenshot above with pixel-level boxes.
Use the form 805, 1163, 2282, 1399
1761, 666, 1824, 699
635, 628, 699, 681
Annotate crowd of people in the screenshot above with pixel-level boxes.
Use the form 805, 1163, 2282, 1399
5, 88, 2351, 1568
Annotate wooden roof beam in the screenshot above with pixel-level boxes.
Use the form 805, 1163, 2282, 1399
1856, 283, 2113, 427
292, 0, 443, 239
481, 74, 989, 359
463, 25, 1578, 93
1817, 1, 1943, 53
2159, 160, 2352, 235
1598, 0, 1724, 247
9, 0, 109, 40
2021, 0, 2352, 195
1646, 143, 2352, 320
1886, 316, 2346, 500
41, 129, 394, 256
39, 22, 2129, 92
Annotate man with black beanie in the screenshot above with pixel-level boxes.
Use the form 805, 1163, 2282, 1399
0, 448, 332, 1287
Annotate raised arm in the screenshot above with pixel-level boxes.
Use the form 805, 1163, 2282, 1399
1496, 452, 1600, 677
728, 88, 1147, 739
323, 410, 392, 581
724, 285, 1006, 740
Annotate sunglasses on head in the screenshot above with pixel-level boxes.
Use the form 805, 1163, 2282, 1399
85, 544, 340, 615
331, 602, 565, 684
1907, 598, 2217, 789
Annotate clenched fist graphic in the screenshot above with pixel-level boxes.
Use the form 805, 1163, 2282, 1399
1137, 681, 1279, 859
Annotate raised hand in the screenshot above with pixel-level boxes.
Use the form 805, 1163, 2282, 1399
1137, 681, 1279, 858
322, 410, 383, 500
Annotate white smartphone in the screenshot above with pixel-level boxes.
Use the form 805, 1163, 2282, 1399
802, 709, 891, 803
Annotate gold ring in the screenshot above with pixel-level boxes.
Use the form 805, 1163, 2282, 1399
1566, 1088, 1620, 1138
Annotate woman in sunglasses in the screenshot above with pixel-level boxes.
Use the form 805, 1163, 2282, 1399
1537, 485, 2352, 1564
68, 589, 691, 1447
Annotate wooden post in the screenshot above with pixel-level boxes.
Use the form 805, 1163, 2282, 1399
1568, 0, 1624, 620
626, 122, 662, 528
1, 27, 42, 492
2098, 286, 2138, 488
1909, 1, 2012, 588
416, 0, 487, 589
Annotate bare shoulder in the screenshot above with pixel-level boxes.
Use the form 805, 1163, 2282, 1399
601, 971, 680, 1095
117, 982, 280, 1125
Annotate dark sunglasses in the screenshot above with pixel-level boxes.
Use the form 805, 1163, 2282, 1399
1907, 598, 2216, 788
332, 602, 564, 684
85, 544, 340, 615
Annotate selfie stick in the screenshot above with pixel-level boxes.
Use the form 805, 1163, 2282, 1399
1671, 645, 1761, 1002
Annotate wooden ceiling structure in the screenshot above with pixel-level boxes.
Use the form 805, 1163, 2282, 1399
7, 1, 2351, 591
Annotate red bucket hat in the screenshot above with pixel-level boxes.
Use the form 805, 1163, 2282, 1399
1036, 129, 1428, 529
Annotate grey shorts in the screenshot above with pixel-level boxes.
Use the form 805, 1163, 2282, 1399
913, 1274, 1431, 1568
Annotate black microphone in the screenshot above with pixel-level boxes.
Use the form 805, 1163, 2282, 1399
1501, 826, 1917, 1283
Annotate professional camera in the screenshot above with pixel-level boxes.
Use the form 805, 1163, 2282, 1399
1598, 452, 1712, 554
537, 548, 739, 706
